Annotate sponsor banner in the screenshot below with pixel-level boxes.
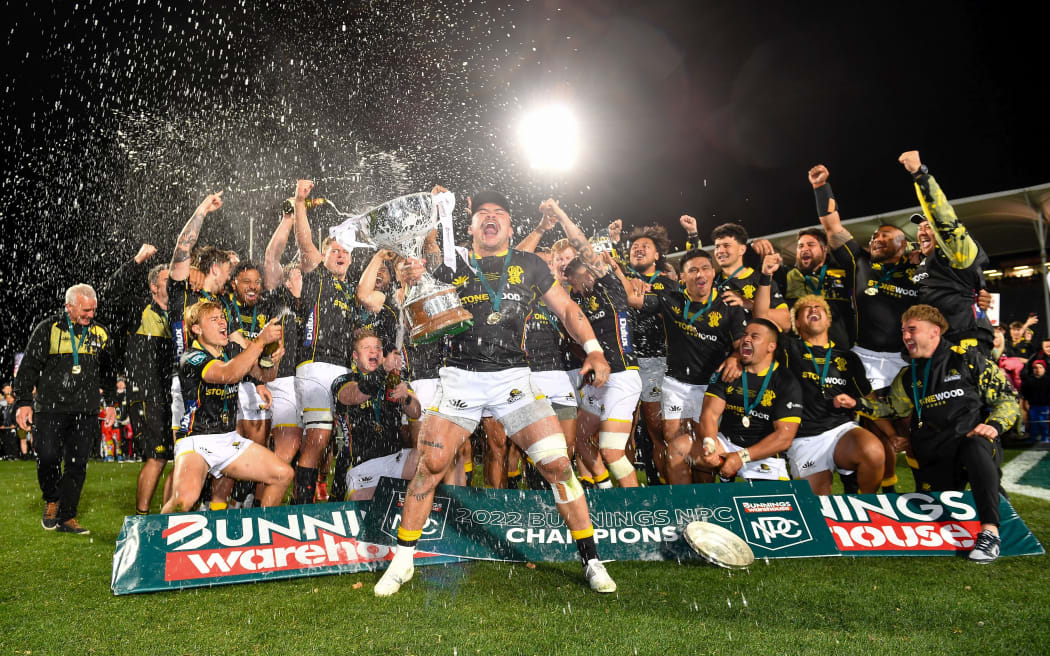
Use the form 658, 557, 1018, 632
358, 478, 840, 561
819, 492, 1045, 557
111, 502, 462, 595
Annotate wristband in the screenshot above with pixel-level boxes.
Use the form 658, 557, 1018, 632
813, 183, 836, 217
758, 273, 772, 286
686, 231, 700, 244
911, 164, 929, 180
737, 448, 752, 464
583, 339, 602, 354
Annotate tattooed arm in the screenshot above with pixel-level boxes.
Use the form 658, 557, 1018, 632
540, 198, 610, 277
170, 192, 223, 281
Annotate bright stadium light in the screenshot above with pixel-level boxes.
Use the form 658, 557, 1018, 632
520, 104, 580, 171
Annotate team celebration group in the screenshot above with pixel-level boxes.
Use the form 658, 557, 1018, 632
12, 150, 1021, 596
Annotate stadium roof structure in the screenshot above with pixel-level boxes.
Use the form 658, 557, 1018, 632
750, 181, 1050, 267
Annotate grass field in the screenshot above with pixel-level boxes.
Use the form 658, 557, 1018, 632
2, 454, 1049, 656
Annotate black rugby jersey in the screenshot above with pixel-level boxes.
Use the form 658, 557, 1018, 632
524, 296, 573, 372
911, 172, 992, 352
706, 361, 802, 448
782, 336, 870, 437
871, 341, 1018, 467
715, 267, 788, 314
834, 239, 920, 354
355, 300, 398, 355
785, 255, 856, 347
571, 270, 637, 373
639, 287, 745, 385
624, 270, 678, 358
166, 278, 223, 364
434, 249, 556, 372
298, 267, 360, 367
177, 340, 243, 437
331, 371, 404, 466
220, 291, 270, 343
264, 287, 302, 379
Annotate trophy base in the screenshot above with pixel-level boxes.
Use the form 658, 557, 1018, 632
405, 287, 474, 346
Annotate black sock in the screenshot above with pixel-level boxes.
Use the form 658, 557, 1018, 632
575, 535, 599, 565
839, 471, 859, 494
232, 479, 253, 503
293, 467, 319, 505
507, 472, 523, 490
881, 484, 897, 494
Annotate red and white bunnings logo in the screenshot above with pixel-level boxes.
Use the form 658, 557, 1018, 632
819, 492, 979, 552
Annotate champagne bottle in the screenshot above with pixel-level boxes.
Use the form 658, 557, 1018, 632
281, 197, 327, 215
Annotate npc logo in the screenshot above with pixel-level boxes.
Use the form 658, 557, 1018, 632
381, 491, 452, 543
735, 494, 814, 551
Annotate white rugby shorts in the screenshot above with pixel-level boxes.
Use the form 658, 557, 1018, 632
716, 433, 788, 481
268, 375, 301, 429
661, 375, 706, 421
787, 421, 858, 479
579, 369, 642, 423
637, 356, 666, 403
531, 369, 578, 408
852, 345, 906, 392
237, 380, 273, 422
174, 431, 254, 478
295, 361, 350, 426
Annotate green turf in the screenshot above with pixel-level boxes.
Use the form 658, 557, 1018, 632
1, 455, 1048, 656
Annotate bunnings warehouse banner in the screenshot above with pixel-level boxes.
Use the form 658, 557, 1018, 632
819, 491, 1044, 557
358, 478, 841, 561
111, 503, 463, 595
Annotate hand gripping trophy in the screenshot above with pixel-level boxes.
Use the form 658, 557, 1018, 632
332, 191, 473, 345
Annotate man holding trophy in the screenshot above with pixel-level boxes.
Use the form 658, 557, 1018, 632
370, 187, 618, 596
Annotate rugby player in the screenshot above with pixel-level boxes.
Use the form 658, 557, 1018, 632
262, 209, 305, 467
290, 179, 361, 504
900, 150, 994, 355
628, 248, 747, 485
162, 301, 292, 512
809, 164, 921, 492
710, 223, 791, 331
329, 329, 422, 501
779, 295, 885, 493
102, 244, 174, 513
549, 199, 642, 488
622, 224, 678, 484
779, 228, 855, 347
868, 305, 1019, 562
695, 318, 803, 481
375, 188, 616, 596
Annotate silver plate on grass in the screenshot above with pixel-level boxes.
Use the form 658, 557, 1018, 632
683, 521, 755, 569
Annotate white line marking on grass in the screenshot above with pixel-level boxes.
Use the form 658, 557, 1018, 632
1002, 449, 1050, 502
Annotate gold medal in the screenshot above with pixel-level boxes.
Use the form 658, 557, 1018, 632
486, 311, 502, 325
375, 422, 382, 433
864, 287, 879, 296
741, 415, 750, 428
72, 365, 82, 375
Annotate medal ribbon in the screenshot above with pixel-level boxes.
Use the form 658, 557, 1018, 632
741, 363, 776, 425
803, 342, 834, 393
683, 289, 717, 325
66, 317, 88, 371
224, 295, 259, 337
910, 357, 933, 427
626, 266, 659, 284
471, 250, 514, 314
716, 264, 746, 291
803, 263, 828, 294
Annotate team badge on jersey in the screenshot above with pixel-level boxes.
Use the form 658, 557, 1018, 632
507, 265, 524, 285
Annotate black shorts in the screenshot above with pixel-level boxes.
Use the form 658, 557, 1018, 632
129, 400, 173, 461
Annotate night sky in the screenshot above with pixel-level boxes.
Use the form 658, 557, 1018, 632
1, 0, 1045, 378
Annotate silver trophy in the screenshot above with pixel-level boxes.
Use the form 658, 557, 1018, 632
350, 192, 473, 345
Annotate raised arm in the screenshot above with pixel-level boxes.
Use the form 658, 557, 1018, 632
809, 165, 852, 249
357, 249, 396, 313
292, 179, 322, 274
541, 198, 609, 277
680, 215, 701, 250
899, 150, 979, 270
515, 213, 558, 253
264, 209, 296, 291
170, 192, 223, 281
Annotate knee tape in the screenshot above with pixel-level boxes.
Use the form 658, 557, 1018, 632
302, 408, 333, 431
607, 455, 635, 481
551, 471, 584, 504
598, 431, 630, 450
526, 434, 568, 466
500, 399, 555, 437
